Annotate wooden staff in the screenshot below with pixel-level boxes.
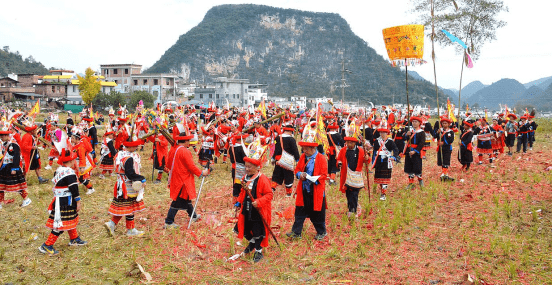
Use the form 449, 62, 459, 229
242, 112, 285, 133
139, 123, 175, 140
159, 126, 175, 146
13, 122, 49, 145
241, 178, 281, 249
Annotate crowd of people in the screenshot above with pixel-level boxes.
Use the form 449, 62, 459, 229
0, 102, 538, 262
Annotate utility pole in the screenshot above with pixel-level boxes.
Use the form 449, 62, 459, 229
340, 58, 352, 104
341, 59, 345, 103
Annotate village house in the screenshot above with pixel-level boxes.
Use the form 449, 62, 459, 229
100, 64, 178, 102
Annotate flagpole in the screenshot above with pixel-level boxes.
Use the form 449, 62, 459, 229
457, 54, 465, 120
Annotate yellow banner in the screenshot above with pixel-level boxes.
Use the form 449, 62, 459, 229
382, 24, 425, 61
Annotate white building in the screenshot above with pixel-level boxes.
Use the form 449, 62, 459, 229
290, 96, 307, 109
245, 83, 268, 107
178, 82, 197, 98
100, 64, 178, 103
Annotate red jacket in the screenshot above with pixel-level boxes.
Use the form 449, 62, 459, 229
254, 126, 268, 137
20, 133, 36, 173
115, 127, 129, 150
269, 124, 281, 138
238, 117, 246, 131
236, 173, 273, 248
336, 146, 366, 193
148, 134, 169, 166
167, 145, 202, 200
294, 153, 328, 211
73, 139, 94, 168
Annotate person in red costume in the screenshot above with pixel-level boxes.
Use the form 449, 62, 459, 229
148, 132, 169, 184
114, 117, 129, 150
214, 119, 232, 164
286, 130, 328, 241
163, 132, 210, 229
70, 127, 96, 195
20, 123, 48, 184
337, 135, 370, 217
234, 142, 273, 263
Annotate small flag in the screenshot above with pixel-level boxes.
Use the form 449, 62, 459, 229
315, 103, 330, 154
447, 98, 457, 122
258, 99, 267, 119
28, 99, 40, 118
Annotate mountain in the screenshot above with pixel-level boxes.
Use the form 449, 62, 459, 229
408, 71, 426, 82
147, 4, 448, 105
442, 88, 458, 98
523, 76, 552, 90
467, 79, 526, 108
0, 48, 49, 77
524, 83, 552, 111
522, 85, 545, 99
460, 81, 486, 99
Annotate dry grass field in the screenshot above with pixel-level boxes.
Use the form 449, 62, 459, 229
1, 116, 552, 284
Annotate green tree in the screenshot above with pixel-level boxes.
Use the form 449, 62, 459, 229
92, 92, 110, 110
77, 67, 101, 105
129, 90, 155, 111
92, 91, 126, 110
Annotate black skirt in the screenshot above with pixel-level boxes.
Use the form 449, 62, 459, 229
328, 154, 339, 174
459, 146, 473, 164
153, 156, 165, 171
271, 165, 294, 187
100, 155, 115, 170
30, 152, 41, 170
437, 148, 452, 167
404, 153, 422, 175
198, 149, 213, 162
46, 196, 79, 231
0, 164, 27, 192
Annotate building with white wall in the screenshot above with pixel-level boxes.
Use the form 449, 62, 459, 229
100, 64, 178, 103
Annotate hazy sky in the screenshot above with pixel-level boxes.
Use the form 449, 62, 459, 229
1, 0, 549, 89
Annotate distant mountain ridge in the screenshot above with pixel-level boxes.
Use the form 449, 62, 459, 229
146, 4, 448, 105
410, 74, 552, 110
523, 76, 552, 90
467, 79, 526, 108
0, 48, 49, 77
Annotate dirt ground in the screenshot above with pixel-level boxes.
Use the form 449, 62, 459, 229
1, 120, 552, 284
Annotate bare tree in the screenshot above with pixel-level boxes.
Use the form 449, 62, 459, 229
412, 0, 508, 60
411, 0, 508, 117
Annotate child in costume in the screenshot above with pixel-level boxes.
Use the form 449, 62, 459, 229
435, 116, 455, 181
371, 127, 399, 201
0, 122, 31, 208
99, 124, 117, 178
235, 139, 273, 262
104, 137, 146, 237
39, 149, 87, 255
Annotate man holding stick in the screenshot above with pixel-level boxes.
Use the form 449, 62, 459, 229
20, 122, 48, 184
163, 132, 210, 229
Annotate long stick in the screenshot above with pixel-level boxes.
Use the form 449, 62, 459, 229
188, 176, 206, 229
431, 0, 440, 119
159, 127, 175, 146
362, 107, 371, 204
242, 184, 281, 249
405, 59, 410, 124
188, 159, 209, 229
242, 112, 285, 133
457, 54, 465, 120
151, 128, 158, 182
